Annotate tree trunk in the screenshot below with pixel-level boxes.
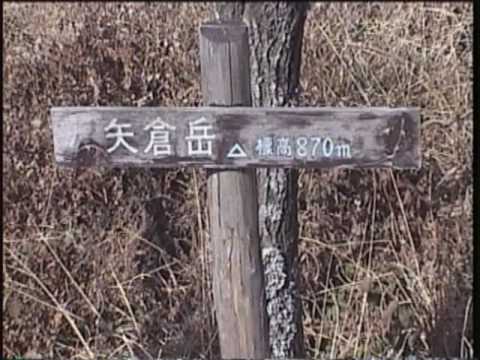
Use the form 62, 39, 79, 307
212, 3, 310, 358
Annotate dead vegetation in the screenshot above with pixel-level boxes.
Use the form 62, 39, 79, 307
3, 2, 473, 359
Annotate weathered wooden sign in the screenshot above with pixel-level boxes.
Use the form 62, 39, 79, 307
51, 106, 420, 169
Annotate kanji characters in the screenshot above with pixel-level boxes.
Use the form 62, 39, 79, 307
185, 117, 216, 156
255, 136, 274, 157
144, 117, 176, 156
104, 118, 138, 154
276, 136, 292, 157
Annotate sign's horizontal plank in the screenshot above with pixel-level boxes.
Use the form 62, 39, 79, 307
50, 106, 421, 169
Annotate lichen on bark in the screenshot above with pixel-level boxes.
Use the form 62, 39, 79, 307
262, 246, 298, 358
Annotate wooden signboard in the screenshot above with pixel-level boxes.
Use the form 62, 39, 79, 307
51, 106, 420, 169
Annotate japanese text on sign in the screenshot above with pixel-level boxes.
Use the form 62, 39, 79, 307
103, 118, 352, 160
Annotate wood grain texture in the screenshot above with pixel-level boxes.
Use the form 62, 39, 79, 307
201, 21, 270, 358
51, 106, 421, 169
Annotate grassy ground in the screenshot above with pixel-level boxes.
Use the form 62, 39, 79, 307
3, 2, 473, 359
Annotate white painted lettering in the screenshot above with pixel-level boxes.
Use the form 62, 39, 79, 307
185, 117, 216, 156
255, 136, 274, 157
104, 118, 138, 154
144, 117, 176, 156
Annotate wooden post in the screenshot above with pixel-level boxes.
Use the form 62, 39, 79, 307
200, 21, 270, 358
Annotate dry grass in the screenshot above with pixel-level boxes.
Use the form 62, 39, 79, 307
3, 2, 473, 359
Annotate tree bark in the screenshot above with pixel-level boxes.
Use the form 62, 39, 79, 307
212, 3, 310, 358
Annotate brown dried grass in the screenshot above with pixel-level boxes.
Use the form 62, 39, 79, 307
3, 2, 472, 359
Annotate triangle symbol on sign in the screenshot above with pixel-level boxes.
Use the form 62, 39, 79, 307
227, 143, 247, 158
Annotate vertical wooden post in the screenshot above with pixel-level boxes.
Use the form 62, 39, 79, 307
200, 21, 270, 358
